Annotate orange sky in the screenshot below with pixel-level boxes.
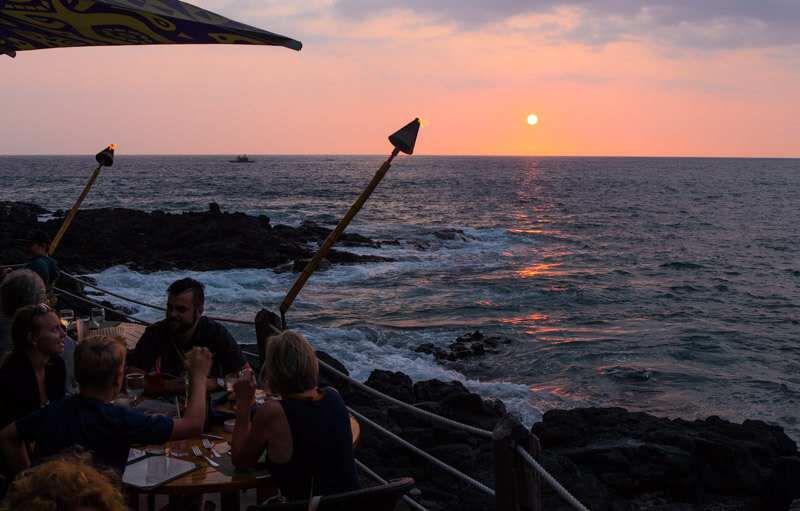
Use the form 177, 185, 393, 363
2, 1, 799, 157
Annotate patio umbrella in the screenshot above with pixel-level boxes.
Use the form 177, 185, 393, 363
0, 0, 302, 57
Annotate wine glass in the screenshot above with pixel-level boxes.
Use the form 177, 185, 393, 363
58, 309, 74, 331
90, 307, 105, 329
125, 373, 145, 400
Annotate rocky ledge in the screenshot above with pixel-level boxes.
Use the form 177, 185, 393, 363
0, 201, 389, 274
318, 355, 800, 511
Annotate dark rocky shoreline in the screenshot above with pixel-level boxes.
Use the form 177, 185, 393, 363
3, 202, 799, 510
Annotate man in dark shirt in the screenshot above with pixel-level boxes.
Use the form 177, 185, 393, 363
126, 277, 250, 394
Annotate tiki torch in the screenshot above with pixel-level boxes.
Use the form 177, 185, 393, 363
49, 144, 115, 254
279, 119, 422, 326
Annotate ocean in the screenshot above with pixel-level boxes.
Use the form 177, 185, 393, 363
2, 155, 799, 443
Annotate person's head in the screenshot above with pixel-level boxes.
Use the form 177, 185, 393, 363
16, 230, 50, 259
74, 335, 126, 392
165, 278, 204, 335
0, 451, 126, 511
0, 268, 46, 317
9, 303, 65, 358
261, 330, 319, 396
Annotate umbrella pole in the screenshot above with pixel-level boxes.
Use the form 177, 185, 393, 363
49, 164, 102, 255
279, 148, 401, 326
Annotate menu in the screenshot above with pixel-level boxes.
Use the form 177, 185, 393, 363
122, 455, 200, 490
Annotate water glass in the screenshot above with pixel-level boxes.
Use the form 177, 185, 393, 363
170, 439, 189, 457
225, 371, 243, 392
90, 307, 105, 329
125, 373, 145, 400
76, 316, 90, 341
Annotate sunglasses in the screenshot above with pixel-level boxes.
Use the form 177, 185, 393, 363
34, 303, 51, 314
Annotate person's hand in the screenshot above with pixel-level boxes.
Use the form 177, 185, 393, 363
233, 369, 256, 406
185, 347, 213, 378
162, 372, 187, 394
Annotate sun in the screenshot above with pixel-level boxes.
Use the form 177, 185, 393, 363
527, 114, 539, 125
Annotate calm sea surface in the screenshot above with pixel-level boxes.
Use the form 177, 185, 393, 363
2, 155, 799, 442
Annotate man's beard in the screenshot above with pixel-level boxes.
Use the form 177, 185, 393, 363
167, 311, 198, 334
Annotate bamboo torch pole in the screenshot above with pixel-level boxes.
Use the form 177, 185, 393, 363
49, 145, 115, 254
279, 119, 421, 327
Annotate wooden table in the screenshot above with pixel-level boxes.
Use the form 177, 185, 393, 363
126, 425, 274, 511
126, 415, 361, 511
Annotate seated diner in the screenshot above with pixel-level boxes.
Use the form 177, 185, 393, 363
230, 330, 361, 500
0, 303, 66, 430
0, 335, 213, 475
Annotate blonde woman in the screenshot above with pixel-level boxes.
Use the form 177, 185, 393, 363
231, 330, 361, 500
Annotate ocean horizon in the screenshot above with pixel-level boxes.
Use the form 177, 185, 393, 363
2, 154, 799, 442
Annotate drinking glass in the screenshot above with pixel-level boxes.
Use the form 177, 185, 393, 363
76, 316, 90, 341
59, 309, 74, 331
125, 373, 145, 400
90, 307, 105, 329
225, 371, 243, 392
170, 439, 189, 457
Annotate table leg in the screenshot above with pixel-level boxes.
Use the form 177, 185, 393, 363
219, 490, 240, 511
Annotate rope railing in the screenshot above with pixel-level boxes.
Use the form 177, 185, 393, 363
515, 445, 590, 511
354, 459, 429, 511
59, 272, 253, 325
54, 286, 151, 325
349, 407, 495, 497
319, 359, 493, 439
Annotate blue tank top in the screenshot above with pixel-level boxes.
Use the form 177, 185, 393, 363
265, 387, 361, 500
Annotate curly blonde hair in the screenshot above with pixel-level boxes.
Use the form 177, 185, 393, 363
1, 451, 127, 511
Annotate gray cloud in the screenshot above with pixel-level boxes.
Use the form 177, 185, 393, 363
331, 0, 800, 49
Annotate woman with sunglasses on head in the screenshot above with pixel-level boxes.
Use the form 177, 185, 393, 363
0, 304, 67, 430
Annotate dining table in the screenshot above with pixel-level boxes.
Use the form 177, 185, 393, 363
123, 406, 361, 511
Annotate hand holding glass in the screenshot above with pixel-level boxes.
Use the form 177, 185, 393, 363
125, 373, 145, 400
225, 371, 243, 392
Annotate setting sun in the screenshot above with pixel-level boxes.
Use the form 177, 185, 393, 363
527, 114, 539, 125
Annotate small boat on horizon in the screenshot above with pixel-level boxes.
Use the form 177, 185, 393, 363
229, 154, 255, 163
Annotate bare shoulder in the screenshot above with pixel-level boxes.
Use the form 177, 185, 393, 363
253, 397, 284, 423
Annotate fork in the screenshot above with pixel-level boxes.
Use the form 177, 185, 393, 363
192, 445, 219, 467
202, 438, 221, 458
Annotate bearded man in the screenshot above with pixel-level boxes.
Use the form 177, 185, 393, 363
126, 278, 250, 395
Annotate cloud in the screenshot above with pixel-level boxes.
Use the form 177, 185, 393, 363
329, 0, 800, 49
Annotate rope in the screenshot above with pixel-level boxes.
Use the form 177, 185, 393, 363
515, 445, 590, 511
317, 358, 493, 439
354, 459, 429, 511
348, 407, 495, 497
59, 272, 253, 325
53, 287, 151, 325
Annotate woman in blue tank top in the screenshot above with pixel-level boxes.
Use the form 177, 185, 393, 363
230, 330, 361, 500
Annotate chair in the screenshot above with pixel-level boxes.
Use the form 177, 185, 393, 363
246, 477, 415, 511
254, 308, 283, 369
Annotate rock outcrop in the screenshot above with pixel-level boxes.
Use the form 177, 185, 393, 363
319, 356, 800, 511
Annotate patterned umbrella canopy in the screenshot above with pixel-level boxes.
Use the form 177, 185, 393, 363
0, 0, 302, 57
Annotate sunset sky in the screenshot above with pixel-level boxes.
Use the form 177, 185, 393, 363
2, 0, 799, 157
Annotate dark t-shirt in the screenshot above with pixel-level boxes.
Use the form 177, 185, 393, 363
0, 353, 66, 429
265, 387, 361, 499
127, 316, 246, 379
15, 394, 173, 473
26, 255, 58, 291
